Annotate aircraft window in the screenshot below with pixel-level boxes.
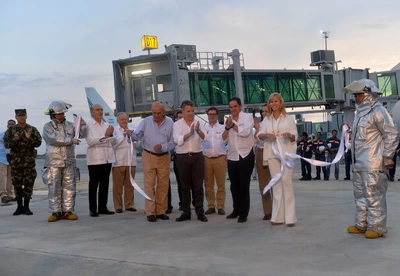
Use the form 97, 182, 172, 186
157, 74, 173, 92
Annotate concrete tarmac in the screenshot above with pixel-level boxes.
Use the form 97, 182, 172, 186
1, 158, 400, 276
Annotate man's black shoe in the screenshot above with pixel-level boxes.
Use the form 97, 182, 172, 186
324, 177, 329, 181
90, 212, 99, 217
238, 216, 247, 223
156, 214, 169, 220
226, 212, 238, 219
147, 215, 157, 222
115, 209, 123, 213
1, 197, 10, 204
205, 208, 215, 215
312, 177, 321, 180
98, 209, 115, 215
299, 177, 306, 181
218, 209, 225, 215
176, 214, 191, 222
344, 177, 351, 180
306, 177, 312, 181
166, 207, 173, 214
389, 177, 394, 182
197, 214, 208, 222
126, 208, 137, 212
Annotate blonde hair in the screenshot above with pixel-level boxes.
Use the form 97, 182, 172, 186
266, 92, 287, 117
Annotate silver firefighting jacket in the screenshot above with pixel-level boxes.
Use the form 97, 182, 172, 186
351, 94, 398, 173
43, 119, 86, 167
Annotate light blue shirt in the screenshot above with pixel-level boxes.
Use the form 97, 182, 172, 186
0, 131, 10, 165
132, 116, 175, 153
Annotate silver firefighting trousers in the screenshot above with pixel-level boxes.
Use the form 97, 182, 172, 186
353, 170, 388, 235
42, 166, 76, 213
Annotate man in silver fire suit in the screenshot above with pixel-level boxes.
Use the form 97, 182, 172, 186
42, 101, 86, 222
343, 79, 399, 239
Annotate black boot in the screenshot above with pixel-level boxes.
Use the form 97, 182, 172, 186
13, 199, 25, 216
24, 198, 33, 215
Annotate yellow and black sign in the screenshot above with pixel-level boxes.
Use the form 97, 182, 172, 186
141, 35, 158, 51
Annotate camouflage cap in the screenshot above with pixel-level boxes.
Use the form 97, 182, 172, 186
15, 109, 27, 116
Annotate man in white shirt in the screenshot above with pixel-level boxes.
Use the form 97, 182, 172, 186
202, 107, 227, 215
85, 104, 115, 217
112, 112, 137, 214
222, 97, 254, 223
174, 100, 208, 222
0, 119, 16, 203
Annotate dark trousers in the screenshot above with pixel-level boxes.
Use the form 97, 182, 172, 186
315, 154, 327, 178
301, 159, 311, 178
175, 152, 205, 216
88, 163, 112, 213
345, 150, 352, 178
175, 159, 195, 207
168, 180, 173, 209
227, 150, 254, 218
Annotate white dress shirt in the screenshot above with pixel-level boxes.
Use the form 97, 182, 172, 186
258, 113, 297, 161
225, 111, 254, 161
202, 123, 227, 157
85, 120, 116, 165
173, 119, 203, 154
112, 126, 137, 167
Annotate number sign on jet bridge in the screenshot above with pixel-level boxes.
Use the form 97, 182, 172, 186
141, 35, 158, 51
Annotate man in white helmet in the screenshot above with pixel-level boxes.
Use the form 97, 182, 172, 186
343, 79, 398, 238
42, 101, 86, 222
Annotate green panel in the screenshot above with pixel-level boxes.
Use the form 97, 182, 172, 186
243, 74, 263, 104
307, 75, 323, 100
188, 72, 235, 107
324, 75, 335, 99
189, 71, 324, 106
377, 73, 398, 97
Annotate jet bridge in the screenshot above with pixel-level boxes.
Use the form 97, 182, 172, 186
112, 44, 373, 121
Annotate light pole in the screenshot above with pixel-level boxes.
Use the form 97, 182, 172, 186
321, 30, 330, 50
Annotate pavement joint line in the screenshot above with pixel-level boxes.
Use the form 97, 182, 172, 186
1, 246, 239, 276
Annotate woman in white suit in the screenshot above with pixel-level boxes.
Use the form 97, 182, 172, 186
257, 93, 298, 226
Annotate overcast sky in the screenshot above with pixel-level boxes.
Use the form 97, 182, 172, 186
1, 0, 399, 152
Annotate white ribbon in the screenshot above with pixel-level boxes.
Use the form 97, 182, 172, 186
73, 115, 81, 139
127, 136, 154, 201
262, 125, 349, 194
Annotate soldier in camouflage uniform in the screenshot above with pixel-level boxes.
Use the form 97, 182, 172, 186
4, 109, 42, 216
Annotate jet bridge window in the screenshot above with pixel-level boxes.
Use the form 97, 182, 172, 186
157, 74, 173, 92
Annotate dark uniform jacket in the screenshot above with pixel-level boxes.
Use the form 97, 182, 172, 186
298, 138, 313, 158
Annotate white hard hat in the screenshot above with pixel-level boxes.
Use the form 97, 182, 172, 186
342, 79, 382, 95
319, 145, 325, 152
45, 101, 72, 115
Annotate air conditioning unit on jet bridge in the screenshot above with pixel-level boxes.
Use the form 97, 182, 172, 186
310, 50, 335, 64
165, 44, 198, 63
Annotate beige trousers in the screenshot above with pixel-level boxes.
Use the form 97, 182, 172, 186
0, 163, 14, 199
204, 155, 227, 209
255, 148, 272, 215
142, 151, 170, 216
112, 166, 136, 210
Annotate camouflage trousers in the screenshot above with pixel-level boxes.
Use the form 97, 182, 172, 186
11, 166, 37, 200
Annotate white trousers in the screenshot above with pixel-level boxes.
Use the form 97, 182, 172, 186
269, 158, 297, 224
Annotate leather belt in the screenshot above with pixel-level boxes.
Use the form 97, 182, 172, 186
205, 155, 226, 159
177, 152, 202, 157
144, 149, 169, 157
